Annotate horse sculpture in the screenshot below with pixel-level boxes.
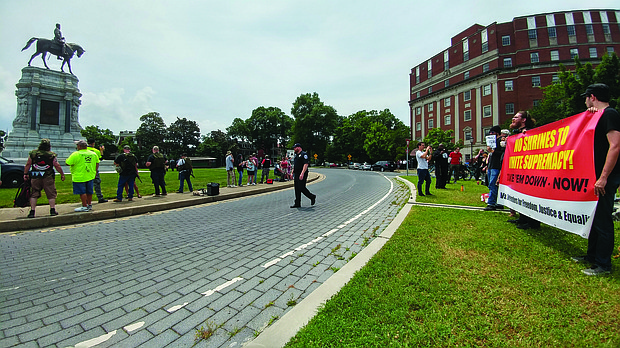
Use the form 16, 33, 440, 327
21, 38, 85, 75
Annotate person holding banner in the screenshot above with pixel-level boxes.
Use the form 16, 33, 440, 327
574, 83, 620, 276
484, 126, 504, 211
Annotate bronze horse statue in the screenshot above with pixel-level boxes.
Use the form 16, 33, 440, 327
21, 38, 85, 75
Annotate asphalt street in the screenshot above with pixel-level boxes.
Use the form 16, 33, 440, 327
0, 169, 409, 347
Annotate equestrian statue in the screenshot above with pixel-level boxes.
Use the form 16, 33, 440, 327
21, 24, 85, 75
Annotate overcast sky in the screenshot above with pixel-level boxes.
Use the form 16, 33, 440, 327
1, 1, 617, 137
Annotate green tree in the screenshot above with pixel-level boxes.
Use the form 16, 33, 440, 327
166, 117, 201, 158
423, 128, 462, 152
226, 118, 250, 142
246, 106, 292, 154
291, 92, 338, 163
364, 122, 390, 161
136, 112, 167, 160
80, 125, 117, 158
196, 130, 233, 167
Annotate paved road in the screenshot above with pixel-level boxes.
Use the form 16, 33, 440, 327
0, 169, 409, 347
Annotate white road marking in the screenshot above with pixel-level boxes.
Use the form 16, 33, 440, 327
166, 302, 189, 313
201, 277, 243, 296
123, 321, 145, 332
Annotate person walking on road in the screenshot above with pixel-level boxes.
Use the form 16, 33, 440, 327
290, 143, 316, 208
23, 139, 66, 217
65, 140, 99, 212
145, 145, 168, 196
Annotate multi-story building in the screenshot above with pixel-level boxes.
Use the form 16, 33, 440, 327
409, 9, 620, 161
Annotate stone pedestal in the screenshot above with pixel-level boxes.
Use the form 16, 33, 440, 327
3, 67, 83, 160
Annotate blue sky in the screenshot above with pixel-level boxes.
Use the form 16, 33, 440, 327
1, 0, 617, 137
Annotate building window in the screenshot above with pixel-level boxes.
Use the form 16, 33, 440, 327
444, 97, 451, 107
552, 74, 560, 83
428, 70, 432, 79
444, 61, 449, 70
530, 52, 539, 63
567, 25, 576, 36
506, 103, 515, 115
483, 63, 489, 73
464, 90, 471, 101
503, 58, 512, 67
482, 84, 491, 96
464, 51, 469, 61
548, 27, 557, 38
428, 87, 432, 93
428, 103, 434, 112
505, 80, 514, 91
416, 75, 420, 84
464, 71, 470, 79
464, 129, 473, 141
428, 119, 434, 129
482, 41, 488, 53
570, 48, 579, 59
533, 99, 541, 107
528, 29, 537, 39
416, 122, 422, 131
532, 76, 541, 87
502, 35, 511, 46
603, 23, 610, 34
585, 24, 593, 35
483, 105, 492, 118
589, 47, 597, 58
444, 80, 450, 88
464, 110, 472, 121
415, 107, 421, 115
608, 47, 616, 54
416, 91, 420, 98
445, 115, 452, 125
551, 50, 560, 61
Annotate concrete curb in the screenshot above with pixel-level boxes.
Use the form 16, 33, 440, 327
0, 173, 322, 233
244, 176, 414, 347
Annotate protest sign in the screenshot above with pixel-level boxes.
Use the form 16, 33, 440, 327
497, 111, 602, 238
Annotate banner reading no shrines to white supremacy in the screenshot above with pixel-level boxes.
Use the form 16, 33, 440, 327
497, 111, 603, 238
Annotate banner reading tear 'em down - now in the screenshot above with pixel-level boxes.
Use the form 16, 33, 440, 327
497, 111, 603, 238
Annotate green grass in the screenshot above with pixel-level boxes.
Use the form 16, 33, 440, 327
0, 168, 230, 208
285, 191, 620, 346
401, 175, 490, 206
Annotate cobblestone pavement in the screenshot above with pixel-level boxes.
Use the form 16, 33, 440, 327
0, 169, 409, 347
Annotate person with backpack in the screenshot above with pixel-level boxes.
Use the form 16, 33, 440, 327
87, 138, 108, 203
176, 153, 193, 193
113, 145, 138, 202
23, 139, 66, 217
145, 145, 168, 196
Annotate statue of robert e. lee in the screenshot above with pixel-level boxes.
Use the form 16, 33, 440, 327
53, 23, 66, 59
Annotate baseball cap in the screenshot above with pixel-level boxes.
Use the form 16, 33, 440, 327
581, 83, 610, 102
293, 143, 301, 148
489, 125, 501, 134
123, 145, 131, 150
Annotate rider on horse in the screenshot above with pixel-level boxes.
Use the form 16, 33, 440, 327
53, 23, 66, 60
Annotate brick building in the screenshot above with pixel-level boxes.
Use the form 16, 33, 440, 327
409, 9, 620, 161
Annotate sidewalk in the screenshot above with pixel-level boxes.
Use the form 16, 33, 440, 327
0, 173, 321, 233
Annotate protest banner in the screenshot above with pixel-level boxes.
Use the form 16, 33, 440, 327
497, 111, 603, 238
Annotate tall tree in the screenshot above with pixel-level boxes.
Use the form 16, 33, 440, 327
136, 112, 167, 160
246, 106, 293, 154
196, 130, 233, 167
166, 117, 201, 158
291, 92, 338, 163
226, 118, 250, 142
80, 125, 117, 158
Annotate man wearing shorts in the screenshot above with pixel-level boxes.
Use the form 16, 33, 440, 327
66, 140, 99, 212
23, 139, 66, 217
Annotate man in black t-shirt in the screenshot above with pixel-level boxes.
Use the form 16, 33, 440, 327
291, 143, 316, 208
113, 145, 137, 202
574, 83, 620, 276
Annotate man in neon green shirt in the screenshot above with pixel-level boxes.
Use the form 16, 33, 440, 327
66, 140, 100, 212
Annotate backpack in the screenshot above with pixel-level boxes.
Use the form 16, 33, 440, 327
13, 180, 31, 208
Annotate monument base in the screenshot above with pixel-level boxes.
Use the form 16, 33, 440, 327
3, 67, 83, 160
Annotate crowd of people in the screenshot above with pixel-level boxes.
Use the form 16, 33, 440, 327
226, 151, 294, 188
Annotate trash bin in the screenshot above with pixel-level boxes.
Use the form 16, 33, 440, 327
207, 182, 219, 196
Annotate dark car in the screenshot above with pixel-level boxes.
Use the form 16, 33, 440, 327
1, 156, 25, 188
371, 161, 395, 172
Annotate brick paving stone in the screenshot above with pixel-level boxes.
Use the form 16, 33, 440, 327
59, 308, 103, 329
176, 278, 211, 296
119, 280, 156, 296
101, 308, 148, 333
251, 288, 281, 309
137, 279, 174, 296
106, 292, 148, 313
208, 306, 239, 328
35, 324, 83, 347
229, 289, 263, 311
17, 322, 61, 342
142, 292, 182, 313
171, 306, 216, 335
80, 292, 122, 311
208, 290, 244, 312
55, 326, 107, 348
273, 274, 301, 292
0, 316, 26, 331
80, 307, 126, 331
145, 308, 192, 336
245, 306, 285, 332
25, 305, 66, 322
184, 292, 222, 313
156, 279, 192, 296
3, 319, 44, 337
101, 279, 139, 296
0, 336, 19, 347
1, 301, 35, 318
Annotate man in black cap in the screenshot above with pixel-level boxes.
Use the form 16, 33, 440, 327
573, 83, 620, 276
484, 125, 504, 210
291, 143, 316, 208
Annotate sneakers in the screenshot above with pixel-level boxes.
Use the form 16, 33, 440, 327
113, 199, 122, 202
290, 205, 301, 208
74, 206, 89, 212
252, 183, 256, 186
98, 199, 108, 203
27, 210, 35, 218
581, 266, 611, 276
311, 195, 316, 206
50, 208, 58, 216
128, 198, 133, 201
87, 205, 92, 211
571, 256, 589, 264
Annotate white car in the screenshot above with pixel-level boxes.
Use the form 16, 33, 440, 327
359, 162, 371, 170
349, 162, 361, 169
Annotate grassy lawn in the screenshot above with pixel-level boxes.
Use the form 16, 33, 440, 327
285, 176, 620, 347
400, 174, 491, 206
0, 168, 230, 208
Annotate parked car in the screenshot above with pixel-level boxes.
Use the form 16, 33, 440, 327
371, 161, 395, 172
348, 162, 361, 170
329, 163, 337, 167
1, 156, 25, 188
359, 162, 371, 171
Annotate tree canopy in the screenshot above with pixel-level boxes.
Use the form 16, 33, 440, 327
291, 93, 338, 163
80, 125, 117, 158
166, 117, 201, 158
